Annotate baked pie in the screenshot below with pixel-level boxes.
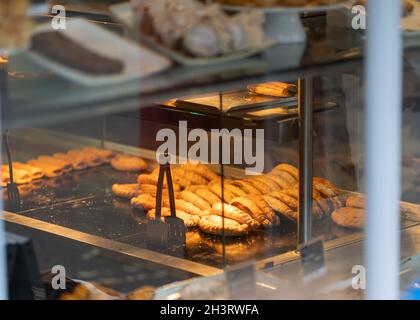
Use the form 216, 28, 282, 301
224, 183, 248, 197
180, 190, 211, 211
112, 183, 141, 199
271, 163, 299, 181
13, 162, 44, 180
247, 194, 280, 226
162, 198, 205, 217
111, 154, 148, 172
231, 180, 262, 195
346, 196, 366, 209
172, 167, 209, 185
52, 152, 87, 171
193, 188, 221, 206
131, 194, 157, 211
230, 197, 269, 227
208, 182, 235, 203
180, 163, 219, 181
82, 147, 116, 163
27, 159, 64, 178
331, 207, 365, 229
1, 166, 32, 185
247, 178, 272, 194
211, 203, 260, 229
263, 195, 297, 222
137, 174, 181, 192
269, 191, 298, 211
253, 176, 279, 192
37, 155, 73, 173
199, 215, 249, 237
147, 208, 200, 228
67, 150, 103, 167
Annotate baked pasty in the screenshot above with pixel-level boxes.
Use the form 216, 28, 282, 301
247, 194, 280, 226
247, 178, 271, 194
1, 165, 32, 185
331, 207, 365, 229
247, 82, 297, 98
208, 182, 235, 203
231, 180, 262, 195
346, 196, 366, 209
271, 163, 299, 181
163, 198, 206, 217
193, 188, 221, 206
263, 195, 297, 222
13, 162, 44, 180
180, 190, 211, 210
52, 152, 87, 171
199, 215, 248, 237
253, 176, 279, 192
67, 150, 103, 167
139, 184, 180, 199
112, 183, 141, 199
230, 197, 269, 227
147, 208, 200, 228
131, 194, 156, 211
211, 203, 260, 229
137, 174, 181, 192
27, 159, 64, 178
269, 191, 298, 211
82, 147, 116, 163
181, 163, 219, 181
224, 183, 247, 197
111, 154, 148, 172
37, 155, 73, 173
172, 167, 209, 185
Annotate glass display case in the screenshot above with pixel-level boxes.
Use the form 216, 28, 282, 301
1, 0, 420, 300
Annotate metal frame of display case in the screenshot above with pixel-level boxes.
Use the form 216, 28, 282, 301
0, 3, 419, 298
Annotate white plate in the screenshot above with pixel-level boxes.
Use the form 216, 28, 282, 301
29, 18, 172, 86
110, 2, 276, 66
221, 0, 354, 13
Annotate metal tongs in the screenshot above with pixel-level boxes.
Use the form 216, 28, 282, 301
146, 152, 186, 253
2, 131, 20, 211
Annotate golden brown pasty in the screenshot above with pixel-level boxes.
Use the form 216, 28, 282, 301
82, 147, 116, 163
247, 194, 280, 226
263, 195, 296, 222
331, 207, 365, 229
52, 152, 87, 171
13, 162, 44, 180
231, 180, 262, 195
137, 174, 181, 192
346, 195, 366, 209
271, 163, 299, 181
224, 183, 248, 197
162, 198, 205, 217
193, 188, 221, 206
36, 155, 73, 173
180, 163, 219, 181
230, 197, 268, 227
247, 82, 296, 98
208, 182, 235, 203
180, 190, 211, 210
1, 167, 32, 185
131, 194, 156, 211
110, 154, 148, 172
199, 215, 248, 237
112, 183, 141, 199
211, 203, 260, 229
26, 160, 62, 178
246, 178, 272, 194
269, 191, 298, 211
67, 150, 103, 167
172, 167, 209, 185
147, 208, 200, 228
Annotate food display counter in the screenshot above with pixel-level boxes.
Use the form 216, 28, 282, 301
1, 0, 420, 300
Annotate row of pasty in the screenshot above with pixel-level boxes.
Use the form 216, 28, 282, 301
1, 147, 148, 187
112, 163, 344, 236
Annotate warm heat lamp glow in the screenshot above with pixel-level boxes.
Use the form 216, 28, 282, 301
0, 56, 8, 64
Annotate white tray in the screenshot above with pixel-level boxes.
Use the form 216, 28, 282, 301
28, 18, 172, 86
110, 2, 276, 66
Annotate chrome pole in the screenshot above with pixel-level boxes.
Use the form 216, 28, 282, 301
365, 0, 402, 300
298, 77, 313, 245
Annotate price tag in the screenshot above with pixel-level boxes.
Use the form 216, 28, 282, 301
225, 261, 256, 299
299, 237, 327, 284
